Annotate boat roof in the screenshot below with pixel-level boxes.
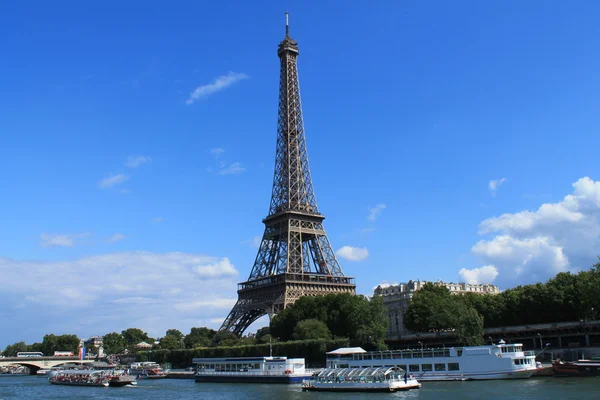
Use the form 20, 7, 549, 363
326, 347, 367, 355
192, 356, 304, 363
55, 370, 103, 375
316, 366, 403, 378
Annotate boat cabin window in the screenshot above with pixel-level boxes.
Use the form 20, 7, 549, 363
409, 364, 420, 372
448, 363, 460, 371
502, 345, 522, 353
434, 350, 450, 357
435, 363, 446, 371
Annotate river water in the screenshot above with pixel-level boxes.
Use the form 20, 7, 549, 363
0, 375, 597, 399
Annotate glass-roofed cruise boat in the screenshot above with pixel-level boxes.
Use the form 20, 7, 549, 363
301, 366, 421, 392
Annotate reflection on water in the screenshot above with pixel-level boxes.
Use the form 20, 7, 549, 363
0, 375, 599, 400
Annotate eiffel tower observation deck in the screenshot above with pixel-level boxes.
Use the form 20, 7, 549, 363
220, 13, 356, 336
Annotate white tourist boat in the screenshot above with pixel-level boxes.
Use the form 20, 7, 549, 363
326, 340, 537, 381
193, 356, 313, 383
301, 366, 421, 392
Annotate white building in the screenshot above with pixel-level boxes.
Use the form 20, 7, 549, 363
373, 280, 500, 336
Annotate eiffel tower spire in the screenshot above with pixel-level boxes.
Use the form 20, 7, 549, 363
219, 13, 356, 336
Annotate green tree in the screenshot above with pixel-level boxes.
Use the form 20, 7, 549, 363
159, 334, 182, 349
121, 328, 150, 347
255, 327, 272, 344
28, 342, 44, 353
292, 319, 331, 340
270, 293, 388, 349
166, 329, 184, 342
41, 334, 59, 356
403, 283, 455, 332
255, 326, 270, 340
4, 341, 28, 356
213, 331, 239, 347
452, 301, 484, 346
103, 332, 126, 354
184, 327, 216, 348
55, 334, 80, 353
404, 283, 484, 345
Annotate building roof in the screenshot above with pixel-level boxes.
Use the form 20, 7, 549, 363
135, 341, 153, 348
326, 347, 366, 355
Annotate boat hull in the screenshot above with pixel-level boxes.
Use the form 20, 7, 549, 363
553, 361, 600, 377
136, 374, 167, 379
195, 374, 311, 384
412, 368, 535, 381
302, 381, 421, 392
49, 381, 109, 387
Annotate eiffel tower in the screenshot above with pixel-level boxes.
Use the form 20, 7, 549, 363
220, 13, 356, 335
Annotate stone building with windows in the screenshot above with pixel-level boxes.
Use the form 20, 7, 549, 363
373, 280, 500, 337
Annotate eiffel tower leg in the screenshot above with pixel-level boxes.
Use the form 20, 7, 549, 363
220, 300, 267, 336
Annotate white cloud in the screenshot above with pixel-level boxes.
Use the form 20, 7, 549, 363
469, 176, 600, 288
368, 204, 387, 221
210, 148, 225, 158
0, 251, 240, 343
459, 265, 499, 284
125, 156, 151, 168
336, 246, 369, 262
218, 162, 245, 175
194, 258, 237, 278
98, 174, 130, 189
152, 217, 164, 224
40, 233, 90, 248
206, 149, 245, 175
489, 178, 507, 196
186, 72, 249, 105
107, 233, 125, 243
173, 298, 236, 312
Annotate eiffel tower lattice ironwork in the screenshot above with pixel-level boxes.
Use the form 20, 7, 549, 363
220, 13, 356, 336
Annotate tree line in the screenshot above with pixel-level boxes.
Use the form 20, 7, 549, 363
404, 260, 600, 345
2, 293, 389, 357
3, 334, 80, 357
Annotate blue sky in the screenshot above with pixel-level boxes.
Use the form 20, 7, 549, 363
2, 1, 600, 347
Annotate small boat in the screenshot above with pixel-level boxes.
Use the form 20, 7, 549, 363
48, 369, 137, 387
301, 366, 421, 392
552, 359, 600, 377
193, 356, 313, 383
36, 369, 51, 376
129, 362, 167, 379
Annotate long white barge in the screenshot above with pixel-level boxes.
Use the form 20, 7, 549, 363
302, 366, 421, 392
193, 356, 313, 383
326, 340, 538, 381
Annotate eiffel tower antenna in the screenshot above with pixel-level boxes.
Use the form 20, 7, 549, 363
219, 13, 356, 336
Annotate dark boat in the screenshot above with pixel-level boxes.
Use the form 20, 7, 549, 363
552, 359, 600, 377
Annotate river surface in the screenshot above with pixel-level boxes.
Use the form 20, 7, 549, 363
0, 375, 598, 399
